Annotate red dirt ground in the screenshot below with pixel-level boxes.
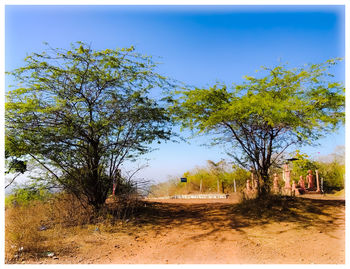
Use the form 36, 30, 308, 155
26, 194, 345, 264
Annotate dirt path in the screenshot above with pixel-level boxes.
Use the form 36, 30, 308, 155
29, 195, 345, 264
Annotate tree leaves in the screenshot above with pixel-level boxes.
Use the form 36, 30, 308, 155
170, 59, 344, 194
6, 42, 174, 209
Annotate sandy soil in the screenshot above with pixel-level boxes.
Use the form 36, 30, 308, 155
25, 194, 345, 264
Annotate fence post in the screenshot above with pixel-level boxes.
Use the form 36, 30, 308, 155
316, 170, 320, 192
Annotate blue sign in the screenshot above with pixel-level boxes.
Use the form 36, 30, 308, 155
180, 177, 187, 183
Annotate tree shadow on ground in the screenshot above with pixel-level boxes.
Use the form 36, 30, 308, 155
111, 195, 344, 241
228, 196, 344, 232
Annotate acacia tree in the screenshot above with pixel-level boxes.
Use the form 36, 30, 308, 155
170, 59, 345, 196
6, 42, 173, 209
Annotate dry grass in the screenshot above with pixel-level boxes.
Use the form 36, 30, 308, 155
5, 193, 345, 264
5, 194, 90, 262
331, 189, 345, 197
6, 193, 316, 263
46, 194, 94, 227
5, 201, 49, 261
5, 192, 142, 263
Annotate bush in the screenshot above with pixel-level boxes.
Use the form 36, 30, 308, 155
5, 201, 50, 261
5, 192, 94, 262
318, 161, 345, 191
148, 160, 250, 196
290, 151, 318, 183
290, 150, 344, 192
46, 193, 94, 227
222, 166, 250, 192
5, 190, 143, 262
5, 183, 52, 208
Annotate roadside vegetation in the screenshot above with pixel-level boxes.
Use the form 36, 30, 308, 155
4, 42, 344, 263
4, 149, 344, 262
148, 160, 250, 196
5, 185, 142, 262
149, 150, 345, 197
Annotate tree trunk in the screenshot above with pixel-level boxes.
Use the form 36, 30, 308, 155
258, 167, 271, 197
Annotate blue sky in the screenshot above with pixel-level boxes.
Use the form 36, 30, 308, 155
5, 5, 345, 184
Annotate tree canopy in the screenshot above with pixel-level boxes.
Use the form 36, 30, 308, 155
170, 59, 345, 194
6, 42, 173, 209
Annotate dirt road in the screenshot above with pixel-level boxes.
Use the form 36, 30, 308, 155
29, 195, 345, 264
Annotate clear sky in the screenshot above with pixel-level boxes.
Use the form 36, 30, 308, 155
5, 5, 345, 185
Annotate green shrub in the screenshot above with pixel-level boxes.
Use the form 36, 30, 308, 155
5, 183, 52, 208
290, 150, 318, 182
149, 160, 250, 196
318, 161, 344, 191
290, 150, 344, 192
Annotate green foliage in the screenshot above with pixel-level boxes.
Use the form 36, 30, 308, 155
290, 150, 318, 181
318, 161, 344, 191
5, 135, 28, 176
5, 158, 27, 174
6, 42, 173, 210
149, 160, 250, 196
170, 60, 345, 195
223, 165, 251, 191
290, 150, 344, 192
5, 183, 52, 207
